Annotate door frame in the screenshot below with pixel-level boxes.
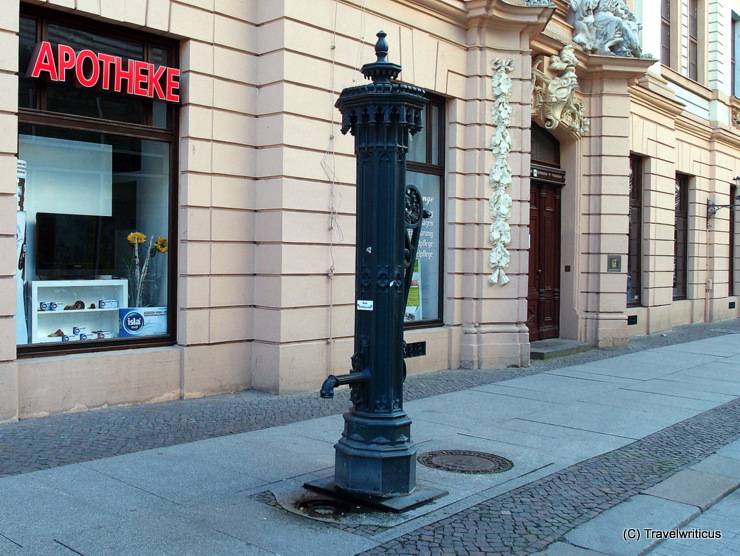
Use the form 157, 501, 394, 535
528, 164, 565, 341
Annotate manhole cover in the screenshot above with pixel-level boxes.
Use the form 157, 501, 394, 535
417, 450, 513, 474
296, 498, 352, 518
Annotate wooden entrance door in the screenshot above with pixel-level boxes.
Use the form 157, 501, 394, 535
527, 180, 561, 341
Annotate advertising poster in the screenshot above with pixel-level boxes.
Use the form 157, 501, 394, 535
16, 160, 28, 343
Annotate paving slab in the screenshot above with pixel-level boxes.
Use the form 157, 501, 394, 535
576, 387, 719, 412
690, 453, 740, 480
519, 399, 699, 439
621, 379, 735, 404
174, 491, 377, 556
0, 538, 73, 556
539, 541, 608, 555
51, 509, 275, 556
715, 438, 740, 459
273, 413, 345, 444
471, 382, 583, 403
484, 418, 634, 464
564, 494, 699, 556
0, 473, 125, 547
650, 341, 740, 357
487, 373, 622, 401
406, 388, 556, 432
83, 447, 267, 504
579, 350, 721, 378
650, 374, 740, 396
546, 367, 643, 385
24, 463, 183, 515
669, 363, 740, 385
642, 468, 738, 510
645, 489, 740, 556
158, 426, 335, 483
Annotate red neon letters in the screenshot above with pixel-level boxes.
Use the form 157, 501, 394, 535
28, 41, 180, 103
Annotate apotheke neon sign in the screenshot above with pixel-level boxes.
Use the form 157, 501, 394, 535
27, 41, 180, 103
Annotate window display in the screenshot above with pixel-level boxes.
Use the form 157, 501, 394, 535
16, 7, 177, 350
405, 96, 444, 324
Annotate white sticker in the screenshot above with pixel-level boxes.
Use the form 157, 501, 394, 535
357, 300, 374, 311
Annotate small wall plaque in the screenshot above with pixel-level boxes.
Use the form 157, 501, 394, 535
607, 255, 621, 273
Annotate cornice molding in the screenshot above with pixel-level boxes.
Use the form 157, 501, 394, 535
396, 0, 469, 24
710, 126, 740, 151
630, 74, 685, 120
465, 0, 555, 33
398, 0, 556, 28
578, 53, 656, 80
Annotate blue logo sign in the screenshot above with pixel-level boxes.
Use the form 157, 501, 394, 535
123, 312, 144, 334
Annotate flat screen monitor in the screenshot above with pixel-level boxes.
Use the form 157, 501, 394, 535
35, 212, 115, 279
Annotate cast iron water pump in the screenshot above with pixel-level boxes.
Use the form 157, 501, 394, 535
317, 31, 429, 498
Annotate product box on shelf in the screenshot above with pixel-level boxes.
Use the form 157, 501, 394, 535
119, 307, 167, 337
99, 299, 119, 309
39, 301, 65, 311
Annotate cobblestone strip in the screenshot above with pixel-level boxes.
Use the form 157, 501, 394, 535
358, 397, 740, 555
0, 319, 738, 479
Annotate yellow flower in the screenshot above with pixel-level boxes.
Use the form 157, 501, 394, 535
127, 232, 146, 245
155, 237, 169, 253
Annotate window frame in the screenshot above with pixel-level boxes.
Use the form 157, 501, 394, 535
732, 13, 739, 97
17, 5, 179, 357
731, 185, 737, 297
627, 154, 643, 307
674, 174, 690, 301
661, 0, 672, 67
687, 0, 700, 81
405, 93, 445, 329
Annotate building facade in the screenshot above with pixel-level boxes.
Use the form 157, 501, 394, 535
1, 0, 739, 422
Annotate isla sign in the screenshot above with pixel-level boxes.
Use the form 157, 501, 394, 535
27, 41, 180, 103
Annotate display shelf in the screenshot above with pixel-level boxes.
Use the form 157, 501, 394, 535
31, 279, 128, 343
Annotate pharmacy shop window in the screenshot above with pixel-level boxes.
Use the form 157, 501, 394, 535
16, 7, 178, 353
405, 94, 445, 327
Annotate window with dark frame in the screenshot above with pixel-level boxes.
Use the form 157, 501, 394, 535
627, 155, 643, 306
688, 0, 699, 81
405, 94, 445, 327
674, 174, 689, 300
733, 14, 738, 96
661, 0, 671, 67
16, 6, 178, 354
731, 185, 737, 297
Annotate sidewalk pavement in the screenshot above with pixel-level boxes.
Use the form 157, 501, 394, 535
0, 331, 738, 555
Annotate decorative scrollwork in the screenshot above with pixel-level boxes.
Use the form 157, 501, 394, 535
349, 337, 369, 411
532, 46, 589, 136
405, 185, 423, 228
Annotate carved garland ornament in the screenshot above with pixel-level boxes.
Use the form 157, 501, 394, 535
488, 58, 514, 286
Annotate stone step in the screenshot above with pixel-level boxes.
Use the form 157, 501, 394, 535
530, 338, 591, 360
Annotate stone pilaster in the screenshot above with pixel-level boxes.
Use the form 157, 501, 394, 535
579, 55, 656, 347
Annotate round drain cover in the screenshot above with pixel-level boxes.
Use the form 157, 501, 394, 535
417, 450, 513, 474
297, 498, 351, 518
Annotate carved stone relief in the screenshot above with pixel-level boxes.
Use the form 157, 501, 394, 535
732, 106, 740, 129
489, 59, 514, 286
566, 0, 645, 58
532, 45, 589, 136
